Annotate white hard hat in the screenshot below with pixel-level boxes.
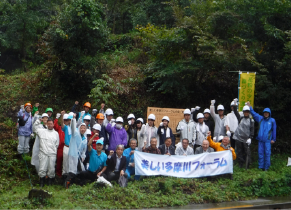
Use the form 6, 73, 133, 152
84, 115, 91, 120
197, 113, 204, 119
217, 105, 224, 111
127, 113, 135, 119
93, 124, 101, 131
162, 116, 170, 122
105, 108, 114, 116
41, 113, 49, 118
116, 117, 124, 123
148, 114, 156, 120
69, 112, 74, 116
218, 135, 224, 141
86, 129, 91, 136
63, 114, 69, 120
184, 109, 191, 115
230, 101, 235, 106
203, 108, 210, 114
136, 118, 144, 123
243, 106, 250, 111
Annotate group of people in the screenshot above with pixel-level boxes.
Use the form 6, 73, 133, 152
16, 98, 276, 188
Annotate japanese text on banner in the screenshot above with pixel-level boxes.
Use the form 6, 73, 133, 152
239, 73, 256, 111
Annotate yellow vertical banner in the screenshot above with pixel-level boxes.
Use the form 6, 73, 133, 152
239, 72, 256, 111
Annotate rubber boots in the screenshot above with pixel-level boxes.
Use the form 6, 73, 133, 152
40, 177, 45, 187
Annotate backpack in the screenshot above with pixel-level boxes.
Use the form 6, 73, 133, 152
18, 114, 29, 126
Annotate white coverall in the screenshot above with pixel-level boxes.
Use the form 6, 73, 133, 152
34, 124, 59, 178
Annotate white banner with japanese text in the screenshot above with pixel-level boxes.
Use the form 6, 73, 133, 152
135, 150, 233, 178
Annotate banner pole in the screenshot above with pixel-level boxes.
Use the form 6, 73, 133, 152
238, 71, 241, 104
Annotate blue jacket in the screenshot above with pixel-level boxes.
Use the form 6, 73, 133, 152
17, 110, 33, 136
123, 147, 136, 166
250, 107, 276, 142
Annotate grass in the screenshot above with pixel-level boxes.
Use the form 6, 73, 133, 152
1, 136, 291, 209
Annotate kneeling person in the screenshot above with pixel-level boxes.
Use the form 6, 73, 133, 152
79, 139, 107, 185
106, 145, 127, 182
34, 118, 59, 187
195, 140, 214, 154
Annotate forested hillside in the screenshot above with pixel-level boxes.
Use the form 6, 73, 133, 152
1, 0, 291, 152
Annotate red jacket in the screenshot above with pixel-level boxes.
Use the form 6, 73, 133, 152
90, 132, 99, 150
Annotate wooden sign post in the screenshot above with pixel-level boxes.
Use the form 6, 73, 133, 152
147, 107, 185, 137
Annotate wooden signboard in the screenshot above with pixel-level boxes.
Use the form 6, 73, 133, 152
147, 107, 185, 135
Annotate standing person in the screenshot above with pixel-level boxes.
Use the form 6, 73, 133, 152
232, 104, 254, 169
31, 113, 49, 173
45, 108, 53, 119
95, 113, 109, 152
195, 140, 214, 154
103, 108, 114, 127
126, 114, 137, 146
65, 115, 87, 188
136, 118, 144, 151
31, 103, 39, 116
61, 111, 73, 176
225, 99, 239, 149
175, 139, 194, 155
106, 117, 127, 152
123, 139, 140, 180
176, 109, 196, 147
158, 137, 175, 155
142, 137, 161, 154
77, 115, 91, 129
54, 113, 65, 178
157, 116, 175, 146
71, 101, 80, 120
195, 113, 209, 152
106, 146, 127, 182
34, 118, 59, 187
210, 100, 226, 142
77, 102, 92, 122
140, 114, 160, 148
90, 124, 101, 150
79, 139, 108, 185
192, 106, 214, 136
91, 109, 98, 125
99, 103, 105, 114
247, 101, 276, 171
17, 103, 33, 154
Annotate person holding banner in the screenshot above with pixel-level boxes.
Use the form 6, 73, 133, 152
206, 132, 236, 160
233, 104, 254, 169
195, 140, 214, 154
157, 116, 175, 146
246, 102, 276, 171
159, 137, 175, 155
210, 100, 226, 142
142, 137, 161, 154
175, 139, 194, 155
176, 109, 196, 147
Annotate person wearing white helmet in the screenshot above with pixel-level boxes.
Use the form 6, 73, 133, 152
103, 108, 114, 127
192, 106, 214, 137
77, 114, 91, 129
176, 109, 196, 147
125, 114, 137, 148
34, 118, 59, 187
140, 114, 160, 148
31, 113, 49, 173
194, 113, 209, 152
105, 116, 127, 151
210, 100, 226, 142
90, 124, 102, 150
224, 99, 239, 148
136, 118, 144, 151
60, 111, 73, 177
233, 104, 254, 169
157, 116, 175, 146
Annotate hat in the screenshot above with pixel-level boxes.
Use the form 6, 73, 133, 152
45, 108, 53, 113
63, 114, 72, 120
217, 105, 224, 111
203, 108, 210, 114
197, 113, 204, 119
84, 115, 91, 120
148, 114, 156, 120
116, 117, 124, 123
127, 113, 135, 120
93, 124, 101, 131
105, 108, 113, 116
96, 139, 104, 145
162, 116, 170, 122
86, 129, 91, 136
183, 109, 191, 115
243, 106, 250, 111
42, 113, 49, 118
136, 118, 144, 124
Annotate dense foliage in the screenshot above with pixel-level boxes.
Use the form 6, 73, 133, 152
0, 0, 291, 152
